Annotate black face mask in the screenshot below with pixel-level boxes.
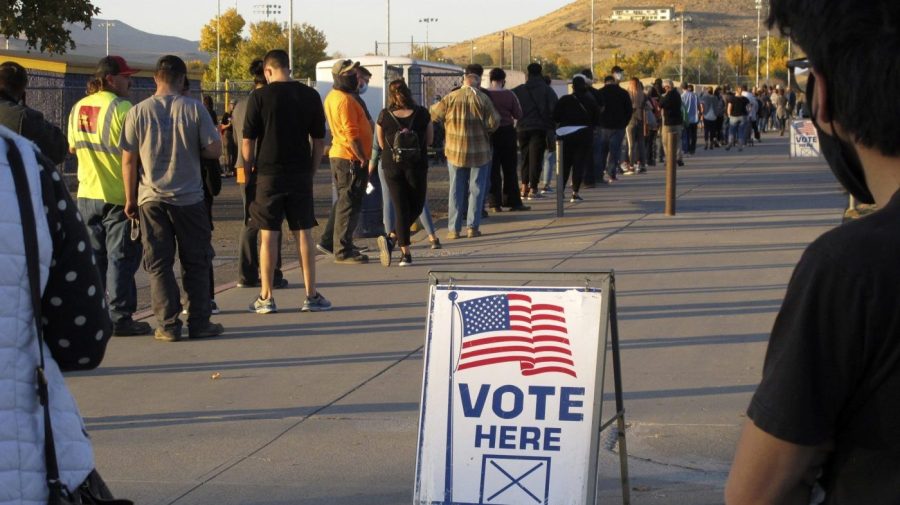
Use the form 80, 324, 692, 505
806, 74, 876, 204
334, 73, 359, 93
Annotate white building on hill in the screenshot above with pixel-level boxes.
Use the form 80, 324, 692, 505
610, 7, 674, 22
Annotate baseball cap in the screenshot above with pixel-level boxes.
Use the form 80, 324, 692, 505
332, 59, 360, 75
96, 55, 137, 78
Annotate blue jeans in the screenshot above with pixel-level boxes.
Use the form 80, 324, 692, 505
728, 116, 748, 147
447, 161, 488, 232
542, 148, 556, 187
595, 128, 626, 180
379, 163, 436, 236
77, 198, 141, 324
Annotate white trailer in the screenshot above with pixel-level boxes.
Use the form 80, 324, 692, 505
315, 56, 464, 119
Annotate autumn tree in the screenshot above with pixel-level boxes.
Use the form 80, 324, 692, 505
199, 8, 246, 83
0, 0, 99, 54
724, 43, 755, 85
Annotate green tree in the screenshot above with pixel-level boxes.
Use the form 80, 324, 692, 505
724, 43, 755, 84
290, 22, 328, 78
0, 0, 99, 54
199, 8, 245, 83
472, 52, 493, 66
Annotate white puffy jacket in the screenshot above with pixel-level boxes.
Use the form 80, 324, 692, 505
0, 128, 94, 505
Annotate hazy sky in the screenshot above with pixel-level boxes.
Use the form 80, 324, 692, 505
90, 0, 572, 56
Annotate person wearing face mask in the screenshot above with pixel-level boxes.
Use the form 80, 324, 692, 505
725, 1, 900, 504
318, 59, 373, 264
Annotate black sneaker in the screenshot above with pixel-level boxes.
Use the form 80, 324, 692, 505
113, 319, 152, 337
236, 280, 259, 288
189, 321, 225, 339
399, 254, 412, 266
335, 253, 369, 264
316, 243, 334, 256
273, 277, 289, 289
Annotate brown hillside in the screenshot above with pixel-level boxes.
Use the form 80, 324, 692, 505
439, 0, 770, 69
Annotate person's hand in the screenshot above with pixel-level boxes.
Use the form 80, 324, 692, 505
124, 200, 138, 220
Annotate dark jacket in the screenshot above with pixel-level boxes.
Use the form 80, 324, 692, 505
512, 76, 559, 132
596, 83, 633, 130
0, 94, 67, 164
659, 89, 684, 126
554, 92, 599, 129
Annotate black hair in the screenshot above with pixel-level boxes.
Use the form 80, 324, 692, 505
527, 63, 542, 76
388, 79, 415, 110
580, 69, 593, 80
464, 63, 484, 77
572, 75, 588, 94
768, 0, 900, 155
155, 55, 187, 86
264, 49, 290, 70
0, 61, 28, 99
249, 58, 266, 85
543, 75, 552, 85
603, 75, 615, 84
489, 68, 506, 82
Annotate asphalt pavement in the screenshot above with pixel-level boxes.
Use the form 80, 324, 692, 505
66, 133, 847, 505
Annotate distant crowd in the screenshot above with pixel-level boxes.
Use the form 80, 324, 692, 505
0, 52, 802, 337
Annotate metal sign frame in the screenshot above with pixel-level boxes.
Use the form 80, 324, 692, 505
417, 269, 630, 505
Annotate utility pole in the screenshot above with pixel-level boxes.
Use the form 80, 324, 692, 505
386, 0, 391, 56
787, 38, 792, 88
500, 31, 506, 69
216, 0, 220, 92
590, 0, 595, 76
739, 35, 747, 86
765, 29, 770, 84
755, 0, 762, 88
288, 0, 293, 78
679, 12, 692, 83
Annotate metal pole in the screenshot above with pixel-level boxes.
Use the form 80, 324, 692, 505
556, 138, 564, 218
470, 41, 474, 63
665, 128, 677, 215
740, 38, 744, 86
216, 0, 221, 93
608, 287, 632, 505
755, 2, 761, 88
288, 0, 293, 78
590, 0, 595, 76
680, 12, 684, 83
386, 0, 391, 57
105, 23, 110, 55
765, 30, 770, 84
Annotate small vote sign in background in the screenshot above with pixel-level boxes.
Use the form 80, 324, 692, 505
415, 286, 605, 505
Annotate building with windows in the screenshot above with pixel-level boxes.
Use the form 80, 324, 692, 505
610, 7, 675, 22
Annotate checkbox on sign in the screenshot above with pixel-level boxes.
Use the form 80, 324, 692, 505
479, 454, 551, 504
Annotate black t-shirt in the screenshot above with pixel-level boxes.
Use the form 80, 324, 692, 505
553, 92, 599, 129
748, 189, 900, 504
376, 105, 430, 172
726, 95, 749, 117
659, 89, 683, 126
243, 81, 326, 177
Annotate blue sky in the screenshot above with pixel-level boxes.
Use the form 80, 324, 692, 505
91, 0, 572, 56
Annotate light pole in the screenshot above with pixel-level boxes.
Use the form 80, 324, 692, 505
419, 17, 437, 61
99, 22, 114, 56
590, 0, 595, 77
287, 0, 293, 77
755, 0, 762, 88
386, 0, 391, 56
470, 42, 476, 63
739, 34, 749, 86
679, 12, 693, 84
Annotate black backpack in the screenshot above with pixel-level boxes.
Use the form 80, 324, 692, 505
387, 109, 421, 164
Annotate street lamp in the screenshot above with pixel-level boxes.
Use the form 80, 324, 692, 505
98, 21, 114, 56
679, 12, 693, 84
254, 4, 284, 76
590, 0, 595, 79
419, 17, 438, 61
739, 34, 751, 86
386, 0, 391, 57
755, 0, 762, 88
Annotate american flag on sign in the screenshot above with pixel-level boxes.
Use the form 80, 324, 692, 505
455, 294, 576, 377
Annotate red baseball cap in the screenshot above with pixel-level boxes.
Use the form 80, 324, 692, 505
95, 55, 137, 77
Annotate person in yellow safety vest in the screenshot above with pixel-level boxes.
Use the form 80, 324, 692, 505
68, 56, 151, 337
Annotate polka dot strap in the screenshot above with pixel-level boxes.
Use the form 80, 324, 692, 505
4, 138, 65, 493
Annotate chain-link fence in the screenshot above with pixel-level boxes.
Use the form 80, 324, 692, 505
508, 34, 532, 73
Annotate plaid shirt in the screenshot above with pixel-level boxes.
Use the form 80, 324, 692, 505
429, 85, 499, 168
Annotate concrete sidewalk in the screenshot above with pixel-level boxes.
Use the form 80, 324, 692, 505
67, 134, 846, 505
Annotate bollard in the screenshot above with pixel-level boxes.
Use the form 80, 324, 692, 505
556, 138, 564, 218
665, 129, 677, 216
